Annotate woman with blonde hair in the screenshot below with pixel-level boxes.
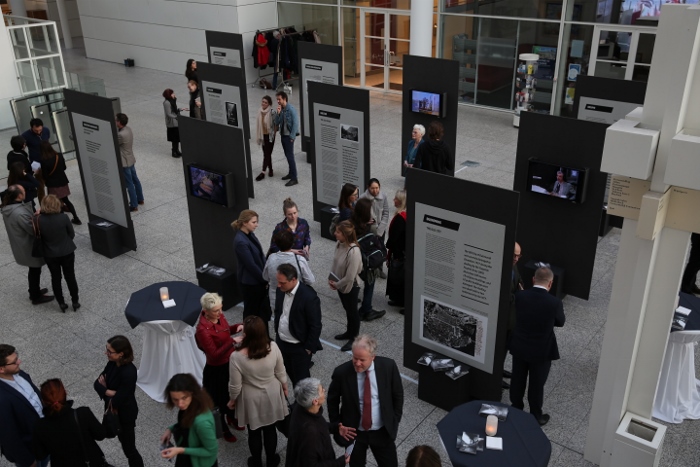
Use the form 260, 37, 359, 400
386, 189, 407, 314
38, 194, 79, 312
404, 124, 425, 168
329, 220, 364, 352
255, 95, 277, 181
232, 210, 270, 326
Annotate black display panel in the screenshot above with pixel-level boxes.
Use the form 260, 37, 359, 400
527, 158, 588, 204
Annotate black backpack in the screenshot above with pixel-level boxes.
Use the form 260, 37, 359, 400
357, 232, 387, 280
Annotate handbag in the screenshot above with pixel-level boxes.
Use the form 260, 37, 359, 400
275, 397, 294, 438
387, 257, 405, 288
102, 400, 121, 438
73, 410, 91, 467
31, 214, 44, 258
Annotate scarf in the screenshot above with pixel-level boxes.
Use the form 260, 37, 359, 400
167, 97, 179, 115
256, 106, 273, 146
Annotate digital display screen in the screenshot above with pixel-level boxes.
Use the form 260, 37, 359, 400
527, 159, 587, 204
411, 90, 444, 117
188, 165, 229, 206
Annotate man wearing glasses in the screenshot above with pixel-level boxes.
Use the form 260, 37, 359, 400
0, 344, 49, 467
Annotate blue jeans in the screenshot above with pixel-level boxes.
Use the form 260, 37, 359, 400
123, 165, 144, 208
281, 135, 297, 180
359, 278, 375, 316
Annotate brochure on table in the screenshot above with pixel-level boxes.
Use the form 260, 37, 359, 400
410, 202, 504, 373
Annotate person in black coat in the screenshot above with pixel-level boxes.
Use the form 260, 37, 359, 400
7, 135, 32, 173
33, 378, 109, 467
509, 266, 565, 427
274, 264, 323, 385
38, 195, 79, 312
413, 121, 453, 176
327, 335, 404, 467
385, 190, 406, 312
285, 378, 351, 467
7, 161, 39, 211
39, 141, 81, 225
94, 335, 145, 467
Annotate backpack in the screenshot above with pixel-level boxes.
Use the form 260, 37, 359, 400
357, 232, 387, 281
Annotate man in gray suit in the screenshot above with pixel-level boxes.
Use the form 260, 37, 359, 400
116, 113, 144, 212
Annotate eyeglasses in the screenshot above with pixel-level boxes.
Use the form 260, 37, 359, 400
105, 347, 119, 355
2, 354, 19, 366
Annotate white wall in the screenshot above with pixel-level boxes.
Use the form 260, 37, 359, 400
27, 0, 82, 39
0, 20, 23, 129
76, 0, 277, 83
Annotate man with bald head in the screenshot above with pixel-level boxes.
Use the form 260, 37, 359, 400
509, 266, 565, 426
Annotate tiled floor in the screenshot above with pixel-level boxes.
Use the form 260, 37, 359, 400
1, 41, 699, 467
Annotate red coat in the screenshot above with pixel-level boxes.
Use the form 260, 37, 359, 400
195, 311, 241, 366
256, 33, 270, 69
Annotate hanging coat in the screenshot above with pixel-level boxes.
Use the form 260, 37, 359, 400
255, 33, 269, 70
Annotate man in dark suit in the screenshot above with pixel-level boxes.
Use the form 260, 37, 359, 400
509, 267, 565, 427
327, 335, 404, 467
0, 344, 49, 467
274, 263, 323, 385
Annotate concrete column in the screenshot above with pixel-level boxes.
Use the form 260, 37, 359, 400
409, 0, 433, 57
8, 0, 27, 17
55, 0, 73, 49
0, 19, 23, 129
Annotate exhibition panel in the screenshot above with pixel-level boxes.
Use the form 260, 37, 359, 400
63, 88, 137, 257
297, 41, 343, 156
308, 80, 370, 222
513, 111, 608, 300
179, 117, 250, 310
404, 168, 519, 405
401, 55, 458, 176
197, 61, 254, 199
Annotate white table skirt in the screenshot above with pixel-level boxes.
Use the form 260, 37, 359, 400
652, 330, 700, 423
137, 320, 206, 403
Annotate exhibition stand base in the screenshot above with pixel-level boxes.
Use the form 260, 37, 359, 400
196, 269, 239, 311
320, 206, 336, 241
88, 218, 127, 259
417, 364, 470, 412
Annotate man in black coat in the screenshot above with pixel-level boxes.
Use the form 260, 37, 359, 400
274, 263, 323, 385
509, 266, 565, 427
327, 335, 404, 467
0, 344, 49, 467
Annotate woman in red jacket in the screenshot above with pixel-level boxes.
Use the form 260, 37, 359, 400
195, 292, 244, 443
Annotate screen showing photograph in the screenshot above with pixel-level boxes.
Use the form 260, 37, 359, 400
188, 165, 228, 206
527, 159, 586, 203
225, 101, 238, 127
411, 90, 442, 117
340, 124, 359, 142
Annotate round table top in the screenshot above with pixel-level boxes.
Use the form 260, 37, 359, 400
124, 281, 206, 329
437, 400, 551, 467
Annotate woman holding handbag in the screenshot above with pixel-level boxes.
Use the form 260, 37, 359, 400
33, 378, 112, 467
93, 335, 145, 467
37, 194, 79, 312
385, 190, 407, 314
39, 141, 81, 225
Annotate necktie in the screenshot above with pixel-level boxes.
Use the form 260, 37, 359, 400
555, 182, 560, 194
362, 370, 372, 430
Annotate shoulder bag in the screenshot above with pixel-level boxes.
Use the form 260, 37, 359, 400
275, 397, 294, 438
31, 214, 44, 258
102, 400, 121, 438
73, 410, 91, 467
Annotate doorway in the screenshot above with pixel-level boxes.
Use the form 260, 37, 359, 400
589, 25, 656, 82
359, 9, 410, 92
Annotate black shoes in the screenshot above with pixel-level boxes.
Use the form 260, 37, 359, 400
340, 340, 353, 352
58, 302, 68, 313
361, 309, 386, 321
268, 453, 281, 467
387, 300, 402, 307
399, 309, 405, 315
536, 414, 550, 426
172, 150, 182, 158
335, 332, 351, 340
281, 174, 292, 180
501, 380, 510, 389
72, 302, 81, 311
130, 207, 138, 212
503, 370, 512, 378
255, 173, 265, 181
268, 169, 273, 177
71, 218, 82, 225
32, 295, 54, 305
285, 179, 298, 187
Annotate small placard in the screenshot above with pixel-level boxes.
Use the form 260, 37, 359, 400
486, 437, 503, 450
162, 299, 176, 308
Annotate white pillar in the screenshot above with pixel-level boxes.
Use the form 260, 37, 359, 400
8, 0, 27, 17
409, 0, 433, 57
0, 19, 23, 129
55, 0, 73, 49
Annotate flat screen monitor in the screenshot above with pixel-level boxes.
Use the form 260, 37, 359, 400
527, 158, 588, 204
187, 164, 233, 207
410, 90, 447, 118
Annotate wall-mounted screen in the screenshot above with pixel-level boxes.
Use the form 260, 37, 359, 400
410, 90, 447, 118
527, 158, 588, 204
187, 164, 234, 207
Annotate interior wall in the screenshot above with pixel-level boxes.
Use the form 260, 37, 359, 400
76, 0, 277, 83
27, 0, 82, 38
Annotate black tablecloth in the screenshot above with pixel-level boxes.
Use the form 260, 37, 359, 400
124, 281, 206, 329
678, 292, 700, 331
437, 400, 550, 467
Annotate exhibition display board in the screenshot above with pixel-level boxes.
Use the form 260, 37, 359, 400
401, 55, 459, 176
205, 31, 245, 70
513, 112, 608, 300
197, 61, 254, 199
308, 81, 370, 221
573, 75, 647, 125
404, 168, 519, 403
63, 89, 137, 257
179, 117, 250, 309
297, 42, 343, 158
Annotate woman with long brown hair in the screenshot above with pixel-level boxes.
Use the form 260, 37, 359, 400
39, 141, 81, 224
161, 373, 218, 466
232, 210, 270, 325
228, 316, 288, 467
329, 220, 364, 352
255, 95, 277, 181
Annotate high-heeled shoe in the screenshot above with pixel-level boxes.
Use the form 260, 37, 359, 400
58, 302, 68, 313
268, 169, 273, 177
72, 302, 81, 312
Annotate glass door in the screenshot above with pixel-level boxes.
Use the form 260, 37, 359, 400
360, 9, 410, 92
589, 25, 656, 82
